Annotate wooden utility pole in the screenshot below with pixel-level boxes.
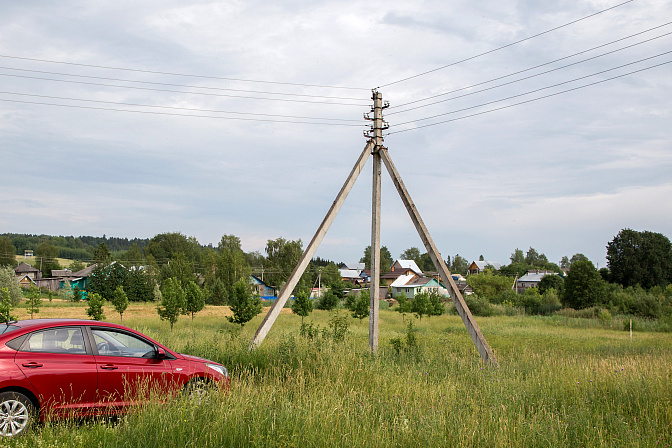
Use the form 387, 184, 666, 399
250, 89, 496, 365
366, 90, 387, 353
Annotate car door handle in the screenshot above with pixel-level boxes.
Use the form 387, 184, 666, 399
100, 364, 118, 370
21, 362, 43, 368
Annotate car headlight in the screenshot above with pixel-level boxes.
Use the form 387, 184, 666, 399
206, 363, 228, 378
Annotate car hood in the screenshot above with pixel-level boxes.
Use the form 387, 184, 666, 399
178, 353, 219, 365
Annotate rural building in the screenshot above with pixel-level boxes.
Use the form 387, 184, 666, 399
250, 275, 276, 299
515, 270, 558, 293
381, 259, 423, 285
339, 262, 366, 286
467, 260, 502, 275
389, 274, 450, 299
14, 262, 41, 280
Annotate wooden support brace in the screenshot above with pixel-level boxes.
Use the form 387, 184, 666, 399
249, 140, 375, 350
378, 148, 498, 365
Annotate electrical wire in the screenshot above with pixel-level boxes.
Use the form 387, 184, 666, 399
387, 59, 672, 134
388, 33, 672, 116
391, 51, 672, 126
0, 97, 367, 126
0, 72, 367, 106
378, 0, 635, 88
0, 91, 364, 123
0, 66, 370, 102
390, 22, 672, 111
0, 54, 370, 91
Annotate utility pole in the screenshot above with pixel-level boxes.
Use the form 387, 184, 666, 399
250, 89, 496, 365
364, 90, 389, 354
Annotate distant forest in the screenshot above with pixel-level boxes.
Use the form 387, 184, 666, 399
1, 233, 151, 261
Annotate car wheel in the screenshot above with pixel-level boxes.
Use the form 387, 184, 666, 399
0, 392, 35, 437
182, 379, 212, 402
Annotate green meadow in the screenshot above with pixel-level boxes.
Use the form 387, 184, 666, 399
7, 304, 672, 447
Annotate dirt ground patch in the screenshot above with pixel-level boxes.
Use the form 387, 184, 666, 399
22, 301, 288, 321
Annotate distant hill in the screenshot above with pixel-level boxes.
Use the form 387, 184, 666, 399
1, 233, 150, 261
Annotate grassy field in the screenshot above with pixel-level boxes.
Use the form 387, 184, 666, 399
6, 302, 672, 447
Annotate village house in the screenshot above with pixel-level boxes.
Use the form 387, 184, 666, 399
515, 270, 559, 293
467, 260, 502, 275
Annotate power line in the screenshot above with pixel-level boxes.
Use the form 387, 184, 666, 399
393, 50, 672, 125
378, 0, 635, 88
387, 59, 672, 135
0, 72, 367, 106
0, 91, 365, 123
0, 97, 368, 126
390, 22, 672, 111
388, 31, 672, 116
0, 54, 370, 91
0, 66, 369, 102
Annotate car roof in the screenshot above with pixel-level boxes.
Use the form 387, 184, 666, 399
7, 319, 126, 330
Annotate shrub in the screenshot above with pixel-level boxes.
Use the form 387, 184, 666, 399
328, 310, 349, 341
452, 294, 498, 317
315, 289, 338, 310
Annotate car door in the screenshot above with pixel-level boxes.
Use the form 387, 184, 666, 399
89, 327, 174, 410
13, 326, 98, 417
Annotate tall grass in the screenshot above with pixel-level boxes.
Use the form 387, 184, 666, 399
7, 310, 672, 447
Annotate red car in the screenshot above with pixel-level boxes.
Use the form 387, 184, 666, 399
0, 319, 229, 437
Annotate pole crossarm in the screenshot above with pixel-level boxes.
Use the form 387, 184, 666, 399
378, 148, 498, 365
249, 140, 375, 350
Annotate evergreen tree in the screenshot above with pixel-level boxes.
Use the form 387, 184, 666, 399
206, 277, 227, 305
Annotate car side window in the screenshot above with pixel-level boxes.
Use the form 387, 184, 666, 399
92, 329, 155, 358
22, 327, 87, 355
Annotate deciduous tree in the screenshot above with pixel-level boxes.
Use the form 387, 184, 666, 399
0, 266, 22, 305
157, 278, 185, 330
291, 287, 313, 324
227, 279, 262, 327
607, 229, 672, 289
350, 289, 369, 321
562, 260, 606, 309
0, 237, 16, 267
25, 286, 42, 319
111, 286, 129, 321
0, 287, 16, 321
183, 280, 205, 320
86, 293, 106, 321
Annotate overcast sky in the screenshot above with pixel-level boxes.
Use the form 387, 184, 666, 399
1, 0, 670, 268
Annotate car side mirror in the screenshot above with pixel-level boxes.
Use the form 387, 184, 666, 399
155, 346, 168, 359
